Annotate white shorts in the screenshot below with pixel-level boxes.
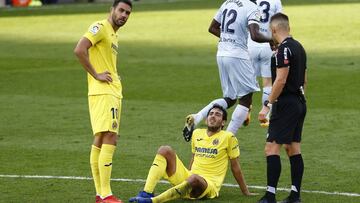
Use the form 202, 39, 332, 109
217, 56, 260, 99
249, 46, 273, 78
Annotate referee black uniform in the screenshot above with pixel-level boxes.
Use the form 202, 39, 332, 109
268, 36, 307, 144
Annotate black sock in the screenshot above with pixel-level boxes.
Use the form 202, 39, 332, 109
266, 155, 281, 200
289, 154, 304, 199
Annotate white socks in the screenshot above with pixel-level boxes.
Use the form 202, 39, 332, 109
193, 98, 228, 126
226, 104, 249, 135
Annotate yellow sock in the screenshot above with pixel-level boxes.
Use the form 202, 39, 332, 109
143, 154, 167, 193
99, 144, 116, 198
90, 145, 101, 196
152, 181, 192, 203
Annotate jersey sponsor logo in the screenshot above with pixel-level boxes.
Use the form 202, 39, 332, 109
212, 138, 219, 146
89, 25, 100, 35
194, 147, 218, 155
197, 138, 204, 141
220, 37, 236, 43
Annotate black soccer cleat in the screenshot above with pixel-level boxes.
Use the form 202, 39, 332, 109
277, 196, 301, 203
182, 115, 195, 142
257, 195, 276, 203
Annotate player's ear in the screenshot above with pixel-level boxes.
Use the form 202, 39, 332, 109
221, 120, 226, 127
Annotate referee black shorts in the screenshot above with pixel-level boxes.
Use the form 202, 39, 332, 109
267, 94, 307, 144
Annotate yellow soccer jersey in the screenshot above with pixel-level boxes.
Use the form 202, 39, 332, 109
191, 129, 240, 192
83, 19, 122, 98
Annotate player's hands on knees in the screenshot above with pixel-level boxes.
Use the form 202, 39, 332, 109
258, 106, 270, 123
96, 71, 113, 82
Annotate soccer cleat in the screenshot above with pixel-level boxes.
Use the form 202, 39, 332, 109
182, 114, 195, 142
135, 191, 154, 198
243, 105, 252, 126
277, 196, 301, 203
128, 197, 152, 203
257, 195, 276, 203
96, 195, 103, 203
260, 120, 269, 128
102, 195, 123, 203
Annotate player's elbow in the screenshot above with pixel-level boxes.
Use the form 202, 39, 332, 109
73, 47, 80, 56
73, 46, 84, 58
250, 32, 263, 43
250, 32, 257, 41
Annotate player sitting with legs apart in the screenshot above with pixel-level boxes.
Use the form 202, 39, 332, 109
130, 105, 256, 203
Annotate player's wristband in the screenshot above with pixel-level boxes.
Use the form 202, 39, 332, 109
264, 100, 272, 108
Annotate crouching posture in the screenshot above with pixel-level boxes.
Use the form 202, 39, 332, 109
129, 105, 255, 203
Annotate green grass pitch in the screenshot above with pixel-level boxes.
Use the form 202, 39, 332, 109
0, 0, 359, 202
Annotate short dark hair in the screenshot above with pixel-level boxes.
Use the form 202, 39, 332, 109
113, 0, 132, 8
270, 12, 289, 23
207, 104, 228, 121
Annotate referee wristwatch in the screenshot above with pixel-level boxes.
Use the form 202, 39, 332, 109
264, 100, 272, 108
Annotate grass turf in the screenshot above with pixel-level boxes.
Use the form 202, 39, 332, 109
0, 0, 359, 202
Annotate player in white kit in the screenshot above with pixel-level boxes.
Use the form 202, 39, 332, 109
248, 0, 282, 127
183, 0, 272, 141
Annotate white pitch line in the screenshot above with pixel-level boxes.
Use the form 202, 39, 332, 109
1, 174, 359, 197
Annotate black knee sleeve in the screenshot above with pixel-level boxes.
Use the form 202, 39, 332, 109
239, 93, 253, 108
224, 97, 236, 108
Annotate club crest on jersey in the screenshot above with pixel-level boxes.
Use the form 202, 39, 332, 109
212, 138, 219, 146
112, 121, 118, 130
90, 25, 100, 35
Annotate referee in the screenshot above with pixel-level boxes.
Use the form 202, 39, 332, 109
257, 13, 307, 203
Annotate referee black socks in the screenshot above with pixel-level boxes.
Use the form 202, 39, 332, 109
289, 154, 304, 199
266, 155, 282, 200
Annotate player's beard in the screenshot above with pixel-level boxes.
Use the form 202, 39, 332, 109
207, 125, 221, 133
112, 15, 126, 27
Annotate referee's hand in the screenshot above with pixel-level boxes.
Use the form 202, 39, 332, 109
258, 106, 270, 123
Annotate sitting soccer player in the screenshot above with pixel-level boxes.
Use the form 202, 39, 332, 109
129, 105, 256, 203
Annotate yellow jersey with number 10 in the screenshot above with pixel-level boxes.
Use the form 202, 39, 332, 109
83, 19, 122, 99
191, 129, 240, 192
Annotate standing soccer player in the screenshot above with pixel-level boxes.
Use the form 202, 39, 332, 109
74, 0, 132, 202
183, 0, 271, 141
248, 0, 282, 127
257, 13, 307, 203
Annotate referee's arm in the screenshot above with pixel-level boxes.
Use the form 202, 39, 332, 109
268, 67, 289, 103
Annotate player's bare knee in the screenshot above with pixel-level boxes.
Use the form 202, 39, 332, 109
102, 131, 118, 145
187, 174, 204, 188
264, 143, 280, 156
157, 145, 174, 157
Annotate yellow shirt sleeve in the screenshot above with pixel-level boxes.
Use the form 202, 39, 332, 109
227, 134, 240, 159
83, 22, 105, 46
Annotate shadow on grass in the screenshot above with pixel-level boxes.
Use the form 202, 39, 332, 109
1, 0, 359, 17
